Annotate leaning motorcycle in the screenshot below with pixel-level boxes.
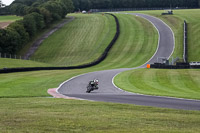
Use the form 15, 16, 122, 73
86, 80, 99, 93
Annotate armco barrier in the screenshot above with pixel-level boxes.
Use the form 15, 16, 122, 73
0, 13, 120, 74
183, 20, 188, 63
190, 65, 200, 69
150, 62, 190, 69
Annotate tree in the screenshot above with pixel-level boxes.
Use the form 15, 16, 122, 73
39, 7, 52, 26
72, 0, 80, 11
31, 12, 45, 30
0, 28, 21, 54
199, 0, 200, 7
23, 13, 37, 37
0, 0, 2, 8
58, 0, 74, 13
9, 21, 29, 49
10, 3, 30, 16
79, 0, 91, 11
41, 1, 62, 21
0, 29, 6, 53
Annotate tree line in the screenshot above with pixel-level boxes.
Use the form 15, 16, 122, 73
72, 0, 200, 11
0, 0, 74, 54
1, 0, 200, 55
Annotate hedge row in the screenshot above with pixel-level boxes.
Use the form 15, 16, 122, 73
0, 13, 120, 74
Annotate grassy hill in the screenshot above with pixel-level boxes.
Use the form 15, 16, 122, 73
115, 9, 200, 100
31, 13, 116, 66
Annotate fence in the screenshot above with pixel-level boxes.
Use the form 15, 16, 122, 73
90, 7, 190, 12
183, 20, 188, 63
0, 53, 26, 60
150, 62, 190, 69
0, 52, 45, 62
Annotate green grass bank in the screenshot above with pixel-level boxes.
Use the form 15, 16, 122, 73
31, 13, 116, 66
0, 58, 50, 69
0, 98, 200, 132
115, 69, 200, 100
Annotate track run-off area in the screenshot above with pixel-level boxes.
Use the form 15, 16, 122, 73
55, 13, 200, 111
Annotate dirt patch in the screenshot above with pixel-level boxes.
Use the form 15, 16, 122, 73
0, 22, 12, 29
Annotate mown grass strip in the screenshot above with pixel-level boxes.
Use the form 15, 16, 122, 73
0, 15, 22, 22
0, 58, 50, 69
0, 70, 85, 98
0, 98, 200, 133
115, 69, 200, 100
32, 13, 116, 66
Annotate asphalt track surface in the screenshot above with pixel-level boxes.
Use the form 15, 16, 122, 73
58, 13, 200, 111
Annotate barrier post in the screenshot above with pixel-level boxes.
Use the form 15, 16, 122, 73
147, 64, 151, 68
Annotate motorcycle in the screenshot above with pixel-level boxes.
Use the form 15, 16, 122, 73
86, 80, 99, 93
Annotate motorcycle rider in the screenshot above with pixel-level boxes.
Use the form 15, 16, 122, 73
86, 79, 99, 93
89, 79, 99, 88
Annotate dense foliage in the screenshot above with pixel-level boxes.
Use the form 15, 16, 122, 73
72, 0, 200, 11
0, 0, 74, 54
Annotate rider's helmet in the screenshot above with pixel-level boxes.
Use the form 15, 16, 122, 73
94, 79, 99, 85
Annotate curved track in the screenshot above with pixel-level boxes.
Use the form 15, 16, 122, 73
58, 13, 200, 110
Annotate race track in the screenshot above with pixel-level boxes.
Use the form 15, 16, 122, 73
57, 13, 200, 111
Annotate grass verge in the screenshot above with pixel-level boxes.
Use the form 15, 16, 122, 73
0, 58, 50, 69
0, 98, 200, 132
0, 69, 84, 98
115, 69, 200, 100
